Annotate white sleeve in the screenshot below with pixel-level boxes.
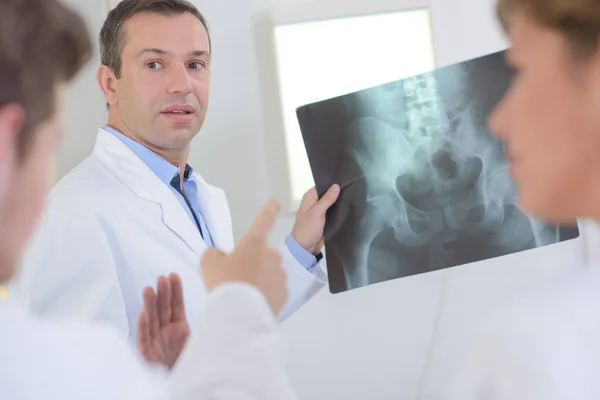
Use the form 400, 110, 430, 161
439, 318, 563, 400
127, 283, 298, 400
11, 210, 129, 337
437, 325, 501, 400
12, 283, 297, 400
277, 243, 326, 321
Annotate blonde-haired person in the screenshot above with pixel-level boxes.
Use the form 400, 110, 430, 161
441, 0, 600, 398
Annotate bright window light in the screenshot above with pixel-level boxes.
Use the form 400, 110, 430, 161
274, 9, 435, 204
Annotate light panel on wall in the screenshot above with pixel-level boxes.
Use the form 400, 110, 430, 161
272, 9, 435, 207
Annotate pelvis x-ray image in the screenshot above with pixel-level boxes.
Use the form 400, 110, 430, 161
296, 50, 580, 294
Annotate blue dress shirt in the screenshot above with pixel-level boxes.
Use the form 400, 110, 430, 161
104, 126, 318, 271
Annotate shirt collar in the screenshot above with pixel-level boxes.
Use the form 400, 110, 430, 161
103, 125, 193, 184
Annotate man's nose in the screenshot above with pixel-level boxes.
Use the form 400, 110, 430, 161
167, 64, 193, 96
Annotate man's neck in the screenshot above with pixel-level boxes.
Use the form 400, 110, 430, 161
106, 116, 188, 168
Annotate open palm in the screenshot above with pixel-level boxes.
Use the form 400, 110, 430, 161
137, 274, 191, 370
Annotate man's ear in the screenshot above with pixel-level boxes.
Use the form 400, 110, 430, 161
0, 104, 25, 159
97, 65, 118, 107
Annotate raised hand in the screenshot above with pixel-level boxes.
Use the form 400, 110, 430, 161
137, 273, 191, 370
201, 199, 288, 315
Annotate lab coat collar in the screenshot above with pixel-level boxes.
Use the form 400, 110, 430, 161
92, 128, 230, 256
103, 124, 181, 186
191, 171, 234, 253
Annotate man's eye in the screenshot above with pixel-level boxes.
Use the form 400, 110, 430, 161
189, 62, 205, 70
147, 61, 164, 70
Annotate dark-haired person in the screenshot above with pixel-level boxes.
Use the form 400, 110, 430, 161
0, 0, 298, 398
12, 0, 339, 345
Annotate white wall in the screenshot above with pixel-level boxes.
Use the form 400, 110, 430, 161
60, 0, 596, 399
58, 1, 108, 176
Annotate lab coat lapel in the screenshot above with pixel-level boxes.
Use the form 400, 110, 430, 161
193, 174, 235, 253
92, 129, 206, 257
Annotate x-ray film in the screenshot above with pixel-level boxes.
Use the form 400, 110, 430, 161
296, 50, 580, 294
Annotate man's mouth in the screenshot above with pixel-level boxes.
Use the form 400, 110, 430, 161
163, 110, 192, 115
160, 105, 196, 123
161, 104, 195, 115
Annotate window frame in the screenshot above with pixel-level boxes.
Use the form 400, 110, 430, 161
253, 0, 438, 213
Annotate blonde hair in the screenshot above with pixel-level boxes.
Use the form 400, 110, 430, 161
497, 0, 600, 57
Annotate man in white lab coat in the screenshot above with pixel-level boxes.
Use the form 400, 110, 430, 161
11, 0, 340, 341
0, 0, 300, 398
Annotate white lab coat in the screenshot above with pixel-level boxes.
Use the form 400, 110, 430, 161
440, 264, 600, 400
1, 282, 297, 400
11, 128, 326, 341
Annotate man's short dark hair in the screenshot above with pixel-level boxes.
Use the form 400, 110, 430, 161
100, 0, 211, 79
0, 0, 92, 158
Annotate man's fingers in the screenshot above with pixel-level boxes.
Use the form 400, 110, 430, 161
136, 311, 150, 355
299, 187, 318, 212
156, 275, 172, 327
244, 199, 280, 242
313, 184, 340, 215
169, 273, 186, 322
143, 286, 159, 338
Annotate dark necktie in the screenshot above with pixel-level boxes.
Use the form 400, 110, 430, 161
170, 166, 204, 239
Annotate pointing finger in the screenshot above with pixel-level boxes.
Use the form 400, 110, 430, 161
244, 199, 281, 242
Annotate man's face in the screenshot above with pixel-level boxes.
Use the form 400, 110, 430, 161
0, 91, 62, 282
105, 12, 211, 156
